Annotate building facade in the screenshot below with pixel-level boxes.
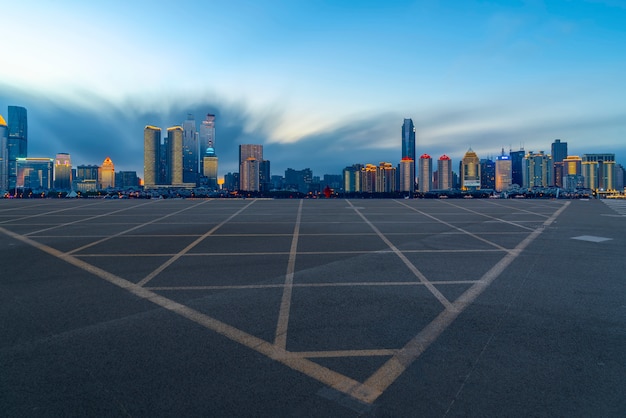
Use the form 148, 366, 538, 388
401, 118, 416, 162
182, 114, 198, 184
16, 158, 53, 191
143, 125, 161, 188
495, 154, 512, 192
523, 151, 552, 188
436, 155, 452, 190
551, 139, 568, 188
582, 154, 615, 191
418, 154, 432, 192
461, 148, 481, 190
0, 115, 7, 191
99, 157, 115, 189
399, 158, 415, 193
53, 153, 72, 190
7, 106, 28, 191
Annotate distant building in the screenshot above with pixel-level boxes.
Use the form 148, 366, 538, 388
285, 168, 313, 193
401, 119, 416, 162
323, 174, 342, 191
523, 151, 552, 188
240, 157, 260, 192
361, 164, 377, 193
495, 154, 512, 192
259, 160, 271, 192
76, 165, 99, 181
563, 155, 583, 190
202, 146, 219, 189
582, 153, 615, 191
399, 158, 415, 192
0, 114, 7, 191
461, 148, 481, 190
615, 164, 624, 191
239, 144, 263, 191
418, 154, 432, 192
199, 114, 215, 171
437, 155, 453, 190
115, 171, 140, 189
143, 125, 161, 188
53, 153, 72, 190
17, 158, 53, 191
182, 114, 198, 184
343, 164, 362, 193
551, 139, 568, 188
7, 106, 28, 191
167, 126, 184, 186
99, 157, 115, 189
510, 149, 525, 187
223, 172, 239, 191
376, 162, 396, 193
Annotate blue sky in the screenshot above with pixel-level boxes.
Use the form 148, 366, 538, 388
1, 0, 625, 177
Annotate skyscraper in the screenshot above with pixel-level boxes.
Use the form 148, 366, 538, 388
203, 147, 219, 189
418, 154, 432, 192
551, 139, 568, 187
0, 114, 7, 191
167, 126, 184, 186
199, 114, 216, 166
510, 149, 525, 187
182, 114, 198, 184
461, 148, 481, 190
143, 125, 161, 188
480, 158, 495, 190
239, 144, 263, 191
53, 153, 72, 190
437, 155, 452, 190
343, 164, 363, 193
401, 118, 416, 162
376, 162, 396, 193
563, 155, 583, 190
99, 157, 115, 189
399, 158, 415, 193
7, 106, 27, 191
582, 154, 615, 191
495, 154, 512, 192
17, 158, 54, 191
523, 151, 552, 188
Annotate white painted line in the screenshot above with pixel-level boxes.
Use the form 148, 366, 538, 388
136, 199, 258, 287
274, 200, 303, 349
571, 235, 613, 243
346, 200, 453, 310
0, 200, 105, 225
436, 200, 538, 231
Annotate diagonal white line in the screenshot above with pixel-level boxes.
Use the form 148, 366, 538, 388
345, 200, 452, 310
136, 199, 257, 287
274, 200, 303, 349
0, 200, 106, 225
438, 199, 541, 231
65, 200, 211, 255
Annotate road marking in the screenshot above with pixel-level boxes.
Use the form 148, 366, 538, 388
137, 199, 257, 287
66, 200, 211, 255
346, 200, 453, 310
435, 200, 538, 232
359, 200, 570, 403
0, 200, 106, 225
571, 235, 613, 243
275, 200, 303, 349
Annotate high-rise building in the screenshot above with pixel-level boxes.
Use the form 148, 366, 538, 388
17, 158, 53, 191
76, 165, 99, 181
399, 158, 415, 192
199, 114, 216, 169
259, 160, 271, 192
7, 106, 28, 191
99, 157, 115, 189
360, 164, 377, 193
461, 148, 481, 190
0, 114, 7, 191
582, 154, 615, 191
143, 126, 161, 188
418, 154, 432, 192
510, 149, 525, 187
523, 151, 552, 188
563, 155, 583, 190
115, 171, 140, 189
551, 139, 568, 187
402, 119, 416, 162
343, 164, 362, 193
615, 164, 625, 191
239, 144, 263, 190
182, 114, 198, 184
437, 155, 452, 190
285, 168, 313, 193
53, 153, 72, 190
480, 158, 495, 190
495, 154, 512, 192
240, 157, 260, 192
376, 162, 396, 193
167, 126, 184, 186
202, 147, 219, 189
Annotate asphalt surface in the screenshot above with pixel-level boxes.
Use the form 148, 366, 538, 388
1, 197, 624, 417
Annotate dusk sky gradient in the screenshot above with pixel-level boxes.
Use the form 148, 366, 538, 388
1, 0, 625, 178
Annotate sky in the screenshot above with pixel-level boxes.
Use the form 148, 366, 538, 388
1, 0, 625, 178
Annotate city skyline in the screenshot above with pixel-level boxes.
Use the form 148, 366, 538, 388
1, 1, 625, 176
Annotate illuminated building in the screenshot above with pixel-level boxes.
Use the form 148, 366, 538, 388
343, 164, 362, 192
461, 148, 481, 190
437, 155, 452, 190
16, 158, 53, 191
202, 146, 218, 189
510, 149, 525, 187
115, 171, 139, 189
199, 114, 215, 170
376, 162, 396, 193
239, 144, 263, 190
7, 106, 27, 191
563, 155, 583, 190
582, 154, 615, 191
76, 165, 99, 181
53, 153, 72, 190
167, 126, 184, 186
182, 114, 198, 184
401, 118, 416, 162
143, 125, 161, 188
399, 158, 415, 192
523, 151, 552, 188
360, 164, 377, 193
480, 158, 495, 190
99, 157, 115, 189
285, 168, 312, 193
495, 154, 512, 192
240, 157, 260, 191
551, 139, 568, 187
0, 114, 7, 191
418, 154, 432, 192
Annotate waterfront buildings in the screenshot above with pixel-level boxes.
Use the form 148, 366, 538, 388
510, 149, 525, 187
551, 139, 568, 188
418, 154, 432, 193
16, 158, 53, 191
523, 151, 552, 188
461, 148, 481, 190
582, 154, 615, 191
53, 153, 72, 190
401, 119, 416, 162
437, 155, 453, 190
182, 114, 198, 184
495, 154, 512, 192
143, 125, 161, 188
167, 126, 184, 186
100, 157, 115, 189
480, 158, 495, 190
399, 158, 415, 192
563, 155, 583, 190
